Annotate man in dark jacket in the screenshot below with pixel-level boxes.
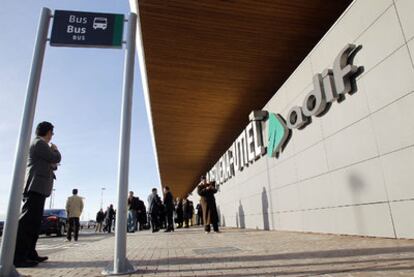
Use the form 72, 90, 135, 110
104, 204, 115, 233
136, 198, 146, 231
197, 176, 219, 233
95, 208, 105, 232
148, 188, 160, 232
163, 186, 174, 232
14, 122, 62, 267
127, 191, 139, 233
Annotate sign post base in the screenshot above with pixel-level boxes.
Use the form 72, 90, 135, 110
101, 259, 136, 276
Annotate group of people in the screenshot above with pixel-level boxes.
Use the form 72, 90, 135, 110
127, 191, 147, 232
147, 186, 198, 233
174, 197, 195, 228
145, 175, 220, 235
95, 204, 117, 233
98, 174, 220, 235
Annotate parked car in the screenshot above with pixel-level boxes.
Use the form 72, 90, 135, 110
0, 221, 4, 237
41, 209, 67, 237
80, 221, 88, 230
87, 220, 96, 229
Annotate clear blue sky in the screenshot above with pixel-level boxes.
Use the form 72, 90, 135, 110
0, 1, 160, 220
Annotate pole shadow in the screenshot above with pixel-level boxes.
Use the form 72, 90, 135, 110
238, 201, 245, 229
262, 187, 270, 230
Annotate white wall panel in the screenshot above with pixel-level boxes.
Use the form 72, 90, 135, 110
329, 158, 388, 206
353, 6, 405, 73
311, 0, 393, 73
390, 200, 414, 239
333, 203, 395, 237
362, 46, 414, 113
371, 92, 414, 155
395, 0, 414, 41
381, 146, 414, 201
324, 118, 378, 170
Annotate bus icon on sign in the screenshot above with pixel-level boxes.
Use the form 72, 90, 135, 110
93, 17, 108, 30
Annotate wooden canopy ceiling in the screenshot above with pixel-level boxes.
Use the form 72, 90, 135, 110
137, 0, 352, 198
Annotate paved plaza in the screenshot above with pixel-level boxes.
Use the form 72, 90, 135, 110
16, 227, 414, 276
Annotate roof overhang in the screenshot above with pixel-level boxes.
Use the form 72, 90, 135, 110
133, 0, 352, 198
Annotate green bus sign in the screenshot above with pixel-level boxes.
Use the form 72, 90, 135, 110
50, 10, 124, 48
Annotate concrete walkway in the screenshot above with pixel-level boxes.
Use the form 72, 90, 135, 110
18, 227, 414, 276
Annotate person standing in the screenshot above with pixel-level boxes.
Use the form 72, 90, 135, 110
163, 186, 174, 232
197, 176, 219, 233
136, 198, 146, 231
104, 204, 115, 233
148, 188, 160, 233
188, 200, 194, 226
175, 198, 183, 228
65, 189, 84, 241
14, 122, 61, 268
196, 202, 203, 226
183, 198, 190, 228
95, 208, 105, 232
159, 202, 166, 229
127, 191, 139, 233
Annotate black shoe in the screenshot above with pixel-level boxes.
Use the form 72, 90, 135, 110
14, 259, 39, 268
29, 256, 48, 263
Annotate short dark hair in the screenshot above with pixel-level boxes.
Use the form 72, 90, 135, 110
72, 189, 78, 195
152, 188, 157, 192
36, 121, 54, 137
164, 186, 170, 191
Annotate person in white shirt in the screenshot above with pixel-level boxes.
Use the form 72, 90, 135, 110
65, 189, 84, 241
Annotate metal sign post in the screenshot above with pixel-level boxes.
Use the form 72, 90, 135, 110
0, 7, 51, 277
102, 12, 137, 276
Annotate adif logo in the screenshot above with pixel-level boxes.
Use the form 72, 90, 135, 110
206, 44, 362, 185
266, 43, 362, 158
267, 113, 290, 158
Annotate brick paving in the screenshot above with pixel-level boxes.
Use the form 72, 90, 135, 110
18, 227, 414, 276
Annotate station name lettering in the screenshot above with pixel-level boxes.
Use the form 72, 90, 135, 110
206, 44, 362, 186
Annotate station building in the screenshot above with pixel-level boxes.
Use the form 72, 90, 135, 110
134, 0, 414, 239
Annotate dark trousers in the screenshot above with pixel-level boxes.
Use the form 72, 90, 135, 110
14, 192, 46, 262
106, 220, 112, 233
205, 222, 219, 232
150, 212, 158, 231
67, 217, 80, 241
166, 210, 174, 231
197, 214, 203, 225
